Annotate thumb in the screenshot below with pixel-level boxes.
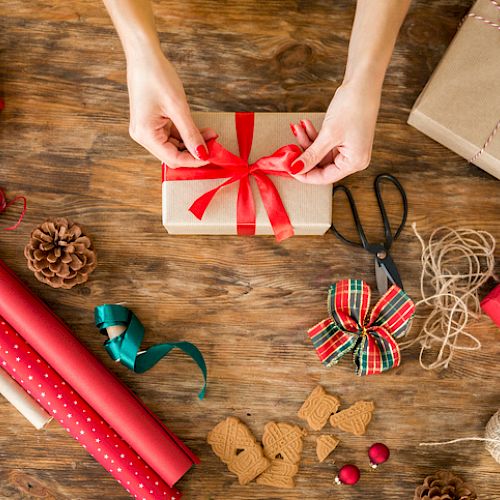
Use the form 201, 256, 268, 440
174, 109, 209, 161
290, 131, 334, 175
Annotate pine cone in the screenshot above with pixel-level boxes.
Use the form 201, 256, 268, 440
24, 218, 97, 289
414, 470, 477, 500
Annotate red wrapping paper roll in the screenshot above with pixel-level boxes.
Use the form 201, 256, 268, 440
0, 317, 181, 499
481, 284, 500, 328
0, 259, 198, 487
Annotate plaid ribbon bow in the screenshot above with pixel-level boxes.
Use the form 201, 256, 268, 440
308, 279, 415, 376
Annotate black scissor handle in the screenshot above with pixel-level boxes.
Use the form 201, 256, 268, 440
374, 173, 408, 249
331, 184, 369, 249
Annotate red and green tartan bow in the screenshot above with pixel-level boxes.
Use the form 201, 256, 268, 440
308, 279, 415, 376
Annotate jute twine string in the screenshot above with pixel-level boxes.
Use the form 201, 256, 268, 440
399, 224, 497, 370
420, 409, 500, 464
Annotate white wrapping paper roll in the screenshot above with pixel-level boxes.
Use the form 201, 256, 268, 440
0, 367, 52, 429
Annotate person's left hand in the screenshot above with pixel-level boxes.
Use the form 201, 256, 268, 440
289, 80, 382, 184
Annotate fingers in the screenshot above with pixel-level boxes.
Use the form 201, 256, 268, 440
289, 128, 335, 175
144, 134, 209, 168
173, 108, 210, 161
299, 119, 318, 141
290, 122, 313, 150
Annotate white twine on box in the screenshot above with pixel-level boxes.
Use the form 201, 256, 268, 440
399, 224, 497, 371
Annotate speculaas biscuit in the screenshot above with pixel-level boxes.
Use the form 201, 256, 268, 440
207, 416, 270, 485
329, 400, 375, 436
297, 385, 341, 431
316, 434, 340, 463
256, 422, 307, 489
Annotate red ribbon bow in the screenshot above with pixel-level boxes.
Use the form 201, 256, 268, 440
162, 112, 302, 242
0, 188, 26, 231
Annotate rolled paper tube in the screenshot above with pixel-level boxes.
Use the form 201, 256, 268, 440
0, 316, 181, 499
0, 258, 198, 487
0, 367, 52, 429
481, 284, 500, 328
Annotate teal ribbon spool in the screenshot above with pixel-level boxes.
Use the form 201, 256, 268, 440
94, 304, 207, 399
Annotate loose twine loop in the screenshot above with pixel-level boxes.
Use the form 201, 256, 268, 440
400, 224, 497, 371
400, 224, 500, 462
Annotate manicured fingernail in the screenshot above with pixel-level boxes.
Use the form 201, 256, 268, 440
290, 123, 298, 136
195, 145, 209, 160
299, 120, 307, 130
290, 160, 304, 174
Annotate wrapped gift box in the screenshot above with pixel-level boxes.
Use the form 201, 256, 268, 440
162, 112, 332, 241
408, 0, 500, 179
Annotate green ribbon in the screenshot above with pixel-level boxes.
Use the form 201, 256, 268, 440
94, 304, 207, 399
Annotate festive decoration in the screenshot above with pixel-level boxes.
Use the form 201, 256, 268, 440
0, 257, 199, 488
308, 279, 415, 375
400, 225, 496, 370
24, 218, 97, 289
481, 284, 500, 328
163, 112, 332, 242
413, 470, 477, 500
368, 443, 390, 468
0, 187, 26, 231
0, 316, 180, 499
95, 304, 207, 399
335, 464, 360, 486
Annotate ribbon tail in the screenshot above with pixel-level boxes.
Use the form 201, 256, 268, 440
236, 175, 256, 235
355, 326, 401, 376
135, 342, 208, 400
252, 171, 294, 242
1, 195, 27, 231
189, 176, 242, 220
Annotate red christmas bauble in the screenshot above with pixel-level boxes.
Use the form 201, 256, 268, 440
335, 464, 360, 485
368, 442, 390, 468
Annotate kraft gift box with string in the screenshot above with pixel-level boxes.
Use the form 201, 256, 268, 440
408, 0, 500, 179
162, 112, 333, 242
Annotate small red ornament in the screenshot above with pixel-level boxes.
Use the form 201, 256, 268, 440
335, 464, 360, 485
368, 442, 390, 468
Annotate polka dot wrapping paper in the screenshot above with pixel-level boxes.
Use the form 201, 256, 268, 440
0, 258, 198, 488
0, 317, 181, 500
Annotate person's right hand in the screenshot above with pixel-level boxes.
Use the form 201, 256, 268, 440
127, 51, 217, 167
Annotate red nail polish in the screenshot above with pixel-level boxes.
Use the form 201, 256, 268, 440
299, 120, 307, 130
290, 123, 298, 137
291, 160, 304, 174
195, 145, 209, 160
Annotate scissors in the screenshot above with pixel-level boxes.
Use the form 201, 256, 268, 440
330, 173, 408, 294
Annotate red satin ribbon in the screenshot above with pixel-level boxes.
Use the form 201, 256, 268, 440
0, 188, 27, 231
162, 112, 301, 242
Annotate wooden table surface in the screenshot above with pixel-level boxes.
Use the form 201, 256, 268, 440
1, 1, 499, 499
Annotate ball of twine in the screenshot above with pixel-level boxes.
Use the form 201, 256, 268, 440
400, 224, 497, 370
420, 409, 500, 464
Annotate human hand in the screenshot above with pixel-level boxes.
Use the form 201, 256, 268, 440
289, 80, 381, 184
127, 51, 217, 167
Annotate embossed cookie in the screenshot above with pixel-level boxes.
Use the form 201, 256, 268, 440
329, 400, 375, 436
298, 385, 340, 431
207, 416, 270, 485
256, 422, 307, 489
316, 435, 340, 463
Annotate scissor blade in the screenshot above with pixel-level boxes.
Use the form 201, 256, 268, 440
375, 258, 389, 294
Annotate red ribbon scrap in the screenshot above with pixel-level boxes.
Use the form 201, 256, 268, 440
0, 188, 26, 231
162, 112, 302, 242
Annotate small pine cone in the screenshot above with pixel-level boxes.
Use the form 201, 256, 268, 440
414, 470, 477, 500
24, 218, 97, 289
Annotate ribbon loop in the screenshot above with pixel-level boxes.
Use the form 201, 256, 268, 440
95, 304, 207, 399
163, 112, 301, 241
0, 188, 27, 231
308, 279, 415, 376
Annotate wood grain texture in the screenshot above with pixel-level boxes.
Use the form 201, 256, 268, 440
1, 1, 499, 499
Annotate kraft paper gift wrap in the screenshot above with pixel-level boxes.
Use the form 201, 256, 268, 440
162, 112, 333, 239
408, 0, 500, 179
0, 366, 52, 429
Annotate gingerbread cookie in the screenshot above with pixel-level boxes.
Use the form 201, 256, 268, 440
298, 385, 340, 431
316, 435, 340, 463
256, 422, 307, 489
330, 400, 375, 436
207, 416, 270, 485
